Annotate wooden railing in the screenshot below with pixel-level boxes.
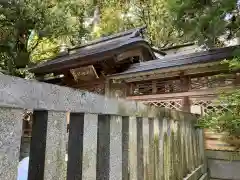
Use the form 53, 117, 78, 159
0, 74, 207, 180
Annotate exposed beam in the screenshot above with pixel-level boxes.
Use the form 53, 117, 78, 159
126, 86, 236, 101
180, 73, 191, 112
110, 62, 228, 82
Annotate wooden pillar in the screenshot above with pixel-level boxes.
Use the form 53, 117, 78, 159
182, 97, 191, 112
180, 74, 191, 112
105, 78, 111, 97
152, 80, 157, 94
234, 73, 240, 85
128, 83, 134, 96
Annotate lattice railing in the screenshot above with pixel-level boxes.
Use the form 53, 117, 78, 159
191, 100, 232, 116
146, 98, 232, 116
146, 99, 183, 111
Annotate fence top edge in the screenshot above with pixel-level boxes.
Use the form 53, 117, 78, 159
0, 74, 197, 120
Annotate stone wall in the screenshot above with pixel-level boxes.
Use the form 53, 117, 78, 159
207, 150, 240, 180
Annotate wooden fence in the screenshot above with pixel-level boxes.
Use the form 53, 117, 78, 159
0, 74, 207, 180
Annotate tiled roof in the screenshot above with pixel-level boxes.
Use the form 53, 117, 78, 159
111, 45, 239, 77
29, 27, 155, 74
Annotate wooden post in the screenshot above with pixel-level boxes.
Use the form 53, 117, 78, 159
105, 78, 111, 97
128, 83, 135, 96
234, 73, 240, 85
180, 74, 191, 112
152, 80, 157, 94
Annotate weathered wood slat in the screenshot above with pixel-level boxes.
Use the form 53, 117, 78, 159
142, 118, 150, 180
153, 118, 160, 180
128, 116, 138, 180
137, 117, 144, 180
158, 118, 165, 180
122, 116, 129, 180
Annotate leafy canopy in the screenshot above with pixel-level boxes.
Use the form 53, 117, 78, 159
166, 0, 240, 139
0, 0, 91, 76
166, 0, 240, 47
93, 0, 190, 48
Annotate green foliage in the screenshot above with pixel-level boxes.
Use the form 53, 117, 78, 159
0, 0, 90, 76
93, 0, 190, 48
169, 0, 240, 142
166, 0, 239, 47
197, 90, 240, 136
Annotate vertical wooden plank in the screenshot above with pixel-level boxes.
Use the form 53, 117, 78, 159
182, 118, 188, 177
189, 121, 194, 172
152, 80, 157, 94
199, 129, 207, 174
192, 126, 197, 169
129, 116, 137, 180
170, 130, 176, 180
164, 119, 171, 180
109, 115, 122, 180
44, 112, 67, 180
28, 110, 48, 180
163, 131, 170, 180
0, 108, 23, 180
137, 117, 144, 180
149, 118, 155, 180
67, 113, 84, 180
176, 120, 183, 179
142, 118, 150, 180
180, 75, 191, 112
97, 114, 110, 180
185, 120, 191, 174
82, 113, 98, 180
105, 79, 111, 97
122, 116, 129, 180
158, 118, 165, 180
154, 118, 160, 180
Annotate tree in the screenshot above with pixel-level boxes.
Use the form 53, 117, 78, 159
92, 0, 190, 48
0, 0, 90, 76
166, 0, 240, 47
169, 0, 240, 147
